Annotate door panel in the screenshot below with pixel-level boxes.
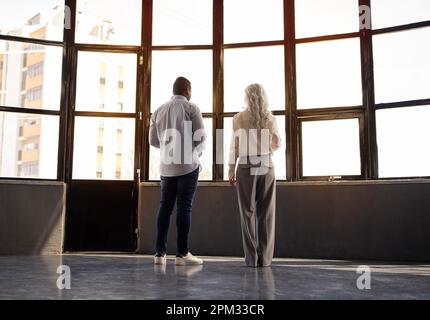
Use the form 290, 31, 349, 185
64, 50, 140, 252
65, 180, 137, 252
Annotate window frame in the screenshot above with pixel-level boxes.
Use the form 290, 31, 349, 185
374, 100, 430, 180
297, 112, 366, 181
1, 0, 429, 183
0, 16, 64, 181
69, 45, 141, 182
369, 0, 430, 180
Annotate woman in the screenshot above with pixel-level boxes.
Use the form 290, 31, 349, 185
228, 83, 281, 267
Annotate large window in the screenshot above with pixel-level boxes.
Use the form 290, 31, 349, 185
371, 1, 430, 179
1, 0, 430, 182
0, 0, 63, 180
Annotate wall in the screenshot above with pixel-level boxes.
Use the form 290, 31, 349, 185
139, 180, 430, 262
2, 179, 428, 260
0, 180, 65, 255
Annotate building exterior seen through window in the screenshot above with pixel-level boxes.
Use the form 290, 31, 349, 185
0, 2, 64, 179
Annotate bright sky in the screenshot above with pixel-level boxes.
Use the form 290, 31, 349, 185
0, 0, 62, 31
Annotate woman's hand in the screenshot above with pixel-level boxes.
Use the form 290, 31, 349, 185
229, 175, 236, 187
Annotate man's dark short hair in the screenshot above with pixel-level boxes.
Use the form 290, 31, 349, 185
173, 77, 191, 95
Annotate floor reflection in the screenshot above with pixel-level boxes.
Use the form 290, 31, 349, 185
174, 265, 204, 277
0, 255, 428, 300
242, 267, 276, 300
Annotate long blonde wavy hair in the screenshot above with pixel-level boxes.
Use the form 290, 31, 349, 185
244, 83, 272, 129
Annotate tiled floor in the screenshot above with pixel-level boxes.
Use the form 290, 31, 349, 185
0, 255, 429, 300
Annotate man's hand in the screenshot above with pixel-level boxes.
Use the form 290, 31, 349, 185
229, 175, 236, 187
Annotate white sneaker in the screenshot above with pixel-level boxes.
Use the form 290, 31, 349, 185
175, 252, 203, 266
154, 254, 166, 265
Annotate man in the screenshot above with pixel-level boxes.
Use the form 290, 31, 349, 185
149, 77, 206, 266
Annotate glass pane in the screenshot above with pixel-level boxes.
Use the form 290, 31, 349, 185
76, 0, 142, 45
272, 116, 287, 180
224, 46, 285, 112
295, 0, 360, 38
149, 118, 213, 181
223, 118, 233, 180
373, 28, 430, 104
76, 52, 137, 113
153, 0, 212, 45
0, 112, 59, 179
200, 118, 213, 180
223, 115, 286, 180
296, 38, 362, 109
149, 145, 160, 181
372, 0, 430, 29
302, 119, 361, 177
151, 50, 212, 113
224, 0, 284, 43
377, 106, 430, 178
0, 40, 63, 110
0, 0, 64, 41
73, 117, 135, 180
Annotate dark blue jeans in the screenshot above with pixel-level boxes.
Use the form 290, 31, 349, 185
156, 168, 199, 256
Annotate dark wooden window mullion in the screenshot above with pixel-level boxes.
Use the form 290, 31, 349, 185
0, 106, 60, 116
375, 98, 430, 110
63, 0, 77, 183
359, 0, 378, 180
296, 32, 361, 44
133, 48, 143, 185
0, 34, 63, 47
213, 0, 224, 181
371, 20, 430, 35
358, 112, 368, 179
285, 0, 298, 181
141, 0, 153, 182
